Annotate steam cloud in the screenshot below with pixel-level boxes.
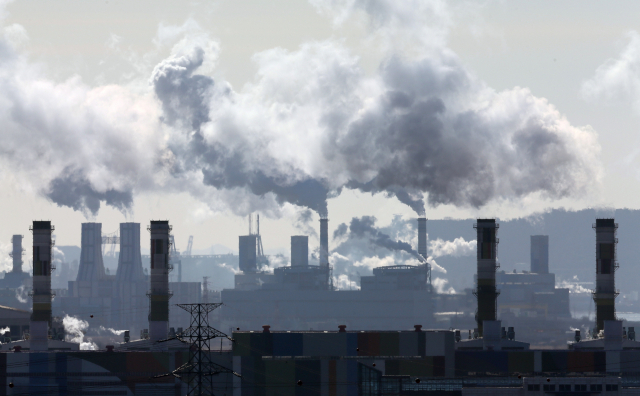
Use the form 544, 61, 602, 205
0, 0, 601, 218
63, 315, 98, 350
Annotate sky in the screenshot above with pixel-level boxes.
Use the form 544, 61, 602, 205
1, 0, 640, 257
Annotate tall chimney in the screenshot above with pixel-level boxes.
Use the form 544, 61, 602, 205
30, 221, 53, 351
291, 236, 309, 267
530, 235, 549, 274
148, 220, 172, 343
473, 219, 499, 337
11, 235, 23, 273
320, 218, 329, 267
77, 223, 106, 281
593, 218, 618, 333
417, 218, 427, 261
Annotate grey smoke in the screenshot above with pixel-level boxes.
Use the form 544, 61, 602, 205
347, 180, 425, 216
46, 169, 133, 216
294, 209, 319, 238
0, 2, 601, 219
336, 216, 425, 262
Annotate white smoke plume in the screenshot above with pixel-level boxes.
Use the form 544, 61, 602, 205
62, 315, 97, 350
0, 1, 601, 218
429, 237, 476, 258
333, 274, 360, 290
0, 242, 11, 273
581, 30, 640, 111
432, 277, 456, 294
99, 326, 126, 336
14, 284, 27, 303
426, 257, 447, 274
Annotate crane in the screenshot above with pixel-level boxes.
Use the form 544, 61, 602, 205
185, 236, 193, 257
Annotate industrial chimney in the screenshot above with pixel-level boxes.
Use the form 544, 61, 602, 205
291, 236, 309, 267
593, 218, 618, 333
148, 220, 172, 343
77, 223, 106, 281
30, 221, 54, 351
320, 217, 329, 267
473, 219, 499, 337
11, 235, 23, 273
530, 235, 549, 274
418, 218, 427, 261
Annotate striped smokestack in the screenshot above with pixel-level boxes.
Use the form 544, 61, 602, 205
593, 218, 618, 333
473, 219, 499, 338
320, 218, 329, 267
418, 218, 427, 261
148, 220, 172, 343
30, 221, 53, 351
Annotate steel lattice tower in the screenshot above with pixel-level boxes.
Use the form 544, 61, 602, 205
159, 303, 238, 395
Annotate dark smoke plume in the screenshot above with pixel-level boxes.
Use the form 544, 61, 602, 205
337, 216, 425, 262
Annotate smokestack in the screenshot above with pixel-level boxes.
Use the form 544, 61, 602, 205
530, 235, 549, 274
291, 236, 309, 267
473, 219, 499, 337
115, 223, 144, 283
417, 218, 427, 261
11, 235, 23, 273
77, 223, 106, 281
148, 220, 172, 343
30, 221, 53, 351
593, 218, 618, 333
320, 218, 329, 267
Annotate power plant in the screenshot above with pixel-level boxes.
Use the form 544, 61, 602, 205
0, 212, 639, 394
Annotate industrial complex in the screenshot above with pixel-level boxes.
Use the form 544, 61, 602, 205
0, 214, 637, 394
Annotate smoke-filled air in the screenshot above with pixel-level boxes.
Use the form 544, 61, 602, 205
0, 0, 601, 219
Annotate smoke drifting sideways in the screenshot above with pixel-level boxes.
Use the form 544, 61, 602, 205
0, 0, 601, 219
330, 215, 472, 289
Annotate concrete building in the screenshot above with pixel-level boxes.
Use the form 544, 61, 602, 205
290, 236, 308, 267
530, 235, 549, 274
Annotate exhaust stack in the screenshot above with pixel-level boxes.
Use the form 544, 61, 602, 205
30, 221, 54, 351
320, 218, 329, 267
473, 219, 499, 337
593, 218, 618, 333
11, 235, 24, 273
148, 220, 172, 343
417, 218, 427, 261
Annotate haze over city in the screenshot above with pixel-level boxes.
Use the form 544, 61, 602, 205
1, 1, 640, 395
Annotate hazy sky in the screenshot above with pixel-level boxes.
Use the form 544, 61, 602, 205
1, 0, 640, 258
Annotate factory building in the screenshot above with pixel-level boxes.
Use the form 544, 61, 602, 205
496, 234, 570, 319
221, 217, 434, 330
58, 222, 201, 336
